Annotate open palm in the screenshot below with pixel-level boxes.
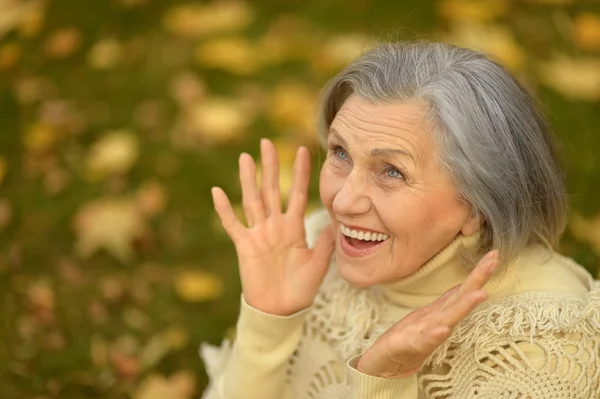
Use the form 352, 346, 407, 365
211, 139, 335, 316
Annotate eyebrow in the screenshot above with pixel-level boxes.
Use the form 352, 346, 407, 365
329, 128, 416, 164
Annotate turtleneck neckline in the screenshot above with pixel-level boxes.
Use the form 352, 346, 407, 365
378, 233, 481, 308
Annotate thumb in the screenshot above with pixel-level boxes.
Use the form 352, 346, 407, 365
311, 223, 336, 269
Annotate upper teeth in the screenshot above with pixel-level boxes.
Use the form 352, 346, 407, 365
340, 224, 389, 242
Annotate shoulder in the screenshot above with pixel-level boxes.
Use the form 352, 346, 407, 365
486, 244, 594, 301
423, 276, 600, 396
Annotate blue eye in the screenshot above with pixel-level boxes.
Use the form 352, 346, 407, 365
385, 165, 404, 180
331, 145, 348, 160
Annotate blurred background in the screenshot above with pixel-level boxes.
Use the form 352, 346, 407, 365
0, 0, 599, 397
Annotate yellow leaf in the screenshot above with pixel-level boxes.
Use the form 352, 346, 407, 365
443, 24, 526, 71
72, 197, 146, 263
134, 371, 195, 399
538, 55, 600, 101
313, 33, 374, 73
27, 279, 54, 310
162, 327, 189, 350
186, 97, 252, 143
195, 36, 259, 75
136, 180, 167, 217
17, 1, 44, 38
574, 13, 600, 52
163, 2, 253, 39
268, 82, 318, 143
86, 130, 139, 179
0, 42, 21, 69
174, 270, 223, 302
87, 38, 123, 70
44, 27, 81, 59
438, 0, 508, 23
23, 123, 60, 153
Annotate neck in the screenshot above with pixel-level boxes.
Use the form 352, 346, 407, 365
379, 233, 481, 308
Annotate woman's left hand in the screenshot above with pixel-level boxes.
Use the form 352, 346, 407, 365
357, 250, 500, 378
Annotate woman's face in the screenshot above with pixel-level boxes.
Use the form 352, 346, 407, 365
319, 94, 479, 287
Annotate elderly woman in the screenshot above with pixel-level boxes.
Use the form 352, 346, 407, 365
200, 42, 600, 398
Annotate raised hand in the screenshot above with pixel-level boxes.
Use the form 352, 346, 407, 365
211, 139, 335, 316
357, 250, 500, 378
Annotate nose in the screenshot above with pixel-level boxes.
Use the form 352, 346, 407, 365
331, 169, 372, 217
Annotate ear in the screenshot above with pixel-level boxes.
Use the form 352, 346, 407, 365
460, 209, 481, 236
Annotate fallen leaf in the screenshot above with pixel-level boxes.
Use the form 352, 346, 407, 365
267, 82, 318, 142
16, 0, 44, 38
88, 300, 109, 325
73, 197, 147, 263
44, 27, 81, 58
133, 370, 196, 399
163, 2, 253, 39
44, 167, 70, 196
313, 33, 373, 73
538, 54, 600, 100
13, 76, 56, 105
0, 42, 21, 69
122, 307, 150, 331
195, 36, 258, 75
23, 123, 60, 153
111, 349, 140, 380
162, 327, 189, 350
437, 0, 508, 23
183, 97, 253, 144
573, 13, 600, 52
86, 130, 139, 179
169, 72, 206, 108
0, 0, 43, 39
174, 270, 223, 302
442, 23, 526, 71
136, 180, 167, 217
87, 38, 124, 70
100, 275, 126, 302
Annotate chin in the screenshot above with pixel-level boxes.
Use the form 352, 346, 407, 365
335, 257, 376, 288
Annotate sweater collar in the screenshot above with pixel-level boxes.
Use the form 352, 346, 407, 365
378, 232, 481, 308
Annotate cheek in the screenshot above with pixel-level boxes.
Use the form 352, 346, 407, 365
319, 164, 342, 208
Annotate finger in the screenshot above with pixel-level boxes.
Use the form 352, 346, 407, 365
428, 284, 461, 312
443, 250, 498, 311
287, 146, 310, 216
459, 250, 499, 296
239, 153, 265, 227
442, 290, 487, 328
260, 138, 281, 217
211, 187, 245, 241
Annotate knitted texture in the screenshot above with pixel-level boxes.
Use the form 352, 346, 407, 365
201, 209, 600, 398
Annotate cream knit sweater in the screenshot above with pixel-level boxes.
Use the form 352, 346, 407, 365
201, 209, 600, 398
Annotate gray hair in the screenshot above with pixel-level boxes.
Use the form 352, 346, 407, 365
317, 42, 569, 269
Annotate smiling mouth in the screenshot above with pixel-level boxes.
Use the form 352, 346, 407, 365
339, 224, 389, 257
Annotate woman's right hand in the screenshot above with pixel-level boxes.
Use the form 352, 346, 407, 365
211, 139, 335, 316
